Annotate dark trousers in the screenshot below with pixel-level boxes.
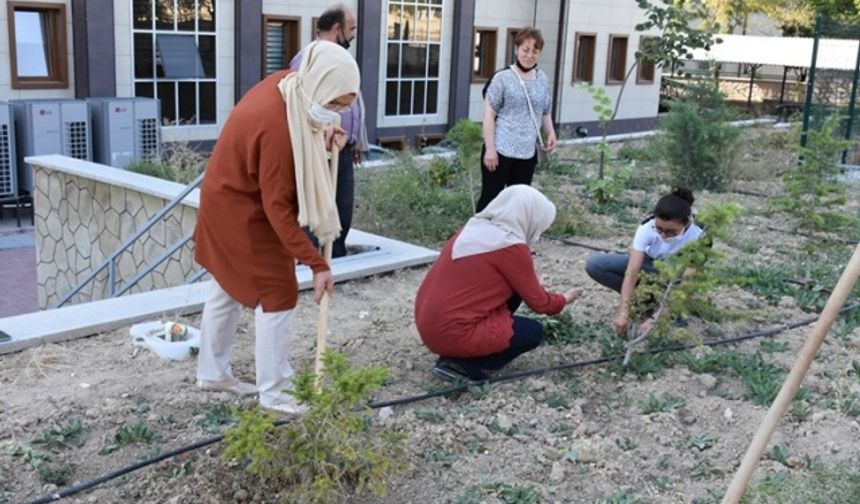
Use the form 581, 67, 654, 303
585, 252, 657, 293
304, 144, 355, 258
445, 295, 544, 374
476, 145, 538, 212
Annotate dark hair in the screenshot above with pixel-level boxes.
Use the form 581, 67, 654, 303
317, 5, 348, 32
514, 27, 544, 51
653, 187, 694, 223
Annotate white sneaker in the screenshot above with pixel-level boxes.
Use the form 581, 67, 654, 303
260, 396, 308, 415
197, 378, 258, 396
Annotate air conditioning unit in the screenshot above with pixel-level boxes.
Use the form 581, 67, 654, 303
88, 97, 161, 169
0, 102, 17, 198
10, 99, 92, 195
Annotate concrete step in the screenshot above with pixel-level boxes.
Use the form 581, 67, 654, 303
0, 229, 438, 354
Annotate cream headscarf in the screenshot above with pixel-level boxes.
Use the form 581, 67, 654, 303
452, 185, 556, 260
277, 41, 360, 246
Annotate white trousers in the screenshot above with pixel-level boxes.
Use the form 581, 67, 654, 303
197, 279, 296, 406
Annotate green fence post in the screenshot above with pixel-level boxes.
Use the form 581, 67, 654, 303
841, 30, 860, 164
801, 14, 823, 149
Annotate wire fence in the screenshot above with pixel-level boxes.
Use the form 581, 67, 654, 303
801, 15, 860, 165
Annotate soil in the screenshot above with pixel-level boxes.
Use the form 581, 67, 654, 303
2, 127, 860, 504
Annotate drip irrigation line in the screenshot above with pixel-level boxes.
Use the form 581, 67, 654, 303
543, 234, 618, 253
21, 302, 859, 504
730, 189, 771, 198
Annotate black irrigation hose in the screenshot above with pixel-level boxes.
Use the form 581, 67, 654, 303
543, 234, 618, 253
22, 302, 860, 504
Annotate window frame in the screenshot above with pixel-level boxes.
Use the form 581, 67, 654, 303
382, 0, 444, 118
131, 0, 217, 128
571, 32, 596, 84
471, 27, 497, 83
504, 27, 526, 67
262, 14, 301, 77
636, 35, 657, 85
605, 34, 628, 85
7, 1, 68, 90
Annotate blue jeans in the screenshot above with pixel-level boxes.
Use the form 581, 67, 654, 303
585, 252, 657, 293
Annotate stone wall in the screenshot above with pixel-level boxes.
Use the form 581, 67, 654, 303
30, 158, 200, 308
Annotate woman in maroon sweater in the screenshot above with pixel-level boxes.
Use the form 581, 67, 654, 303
415, 185, 581, 381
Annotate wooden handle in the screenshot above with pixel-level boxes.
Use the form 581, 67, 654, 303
722, 242, 860, 503
313, 241, 334, 388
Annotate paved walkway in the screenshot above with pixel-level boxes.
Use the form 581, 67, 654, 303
0, 212, 37, 318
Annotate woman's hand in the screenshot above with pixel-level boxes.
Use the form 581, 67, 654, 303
563, 287, 582, 304
612, 311, 629, 336
325, 126, 348, 151
312, 270, 335, 304
543, 131, 557, 153
484, 147, 499, 172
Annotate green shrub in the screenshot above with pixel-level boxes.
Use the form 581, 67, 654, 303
126, 141, 207, 184
770, 113, 857, 233
651, 80, 740, 191
223, 351, 407, 504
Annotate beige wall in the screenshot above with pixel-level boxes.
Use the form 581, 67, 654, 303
0, 0, 75, 100
263, 0, 359, 49
470, 0, 662, 126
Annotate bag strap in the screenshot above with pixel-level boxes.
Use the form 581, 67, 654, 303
509, 65, 545, 149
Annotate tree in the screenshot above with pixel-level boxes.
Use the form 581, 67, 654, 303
699, 0, 769, 33
584, 0, 720, 201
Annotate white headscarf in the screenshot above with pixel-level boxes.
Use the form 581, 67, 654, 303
452, 185, 556, 260
277, 41, 360, 246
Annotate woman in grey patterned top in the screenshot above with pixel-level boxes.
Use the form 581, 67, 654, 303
478, 27, 559, 211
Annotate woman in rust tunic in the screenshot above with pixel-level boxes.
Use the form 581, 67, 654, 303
194, 41, 359, 414
415, 185, 582, 382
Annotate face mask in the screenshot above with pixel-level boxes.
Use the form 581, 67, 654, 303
661, 233, 683, 245
515, 59, 537, 72
308, 102, 340, 126
337, 28, 352, 50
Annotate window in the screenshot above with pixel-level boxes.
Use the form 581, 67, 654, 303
636, 36, 657, 84
472, 28, 497, 82
311, 16, 319, 38
384, 0, 443, 117
572, 33, 595, 83
606, 35, 628, 84
132, 0, 216, 126
263, 16, 300, 76
505, 27, 526, 67
7, 2, 68, 89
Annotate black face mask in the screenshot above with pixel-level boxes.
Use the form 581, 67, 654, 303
337, 27, 352, 50
515, 59, 537, 72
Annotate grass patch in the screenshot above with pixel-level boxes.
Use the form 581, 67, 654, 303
355, 154, 474, 247
741, 459, 860, 503
100, 419, 156, 455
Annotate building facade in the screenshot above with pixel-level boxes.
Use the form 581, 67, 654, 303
1, 0, 662, 148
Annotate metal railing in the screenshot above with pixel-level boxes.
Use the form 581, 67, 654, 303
53, 172, 206, 308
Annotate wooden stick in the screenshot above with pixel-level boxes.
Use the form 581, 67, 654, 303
313, 241, 334, 388
721, 242, 860, 504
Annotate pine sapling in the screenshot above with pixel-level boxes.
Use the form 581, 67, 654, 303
223, 351, 407, 504
623, 203, 740, 364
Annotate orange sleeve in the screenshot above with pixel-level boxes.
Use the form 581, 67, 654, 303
497, 245, 566, 315
256, 126, 329, 274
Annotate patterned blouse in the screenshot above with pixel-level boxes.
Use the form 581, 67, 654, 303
485, 67, 552, 160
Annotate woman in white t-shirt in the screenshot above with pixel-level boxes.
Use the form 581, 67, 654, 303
585, 187, 703, 336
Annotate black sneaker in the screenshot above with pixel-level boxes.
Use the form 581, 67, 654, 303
432, 359, 489, 383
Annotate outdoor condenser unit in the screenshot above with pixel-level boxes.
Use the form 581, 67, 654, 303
0, 102, 17, 198
10, 99, 92, 195
88, 97, 161, 169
